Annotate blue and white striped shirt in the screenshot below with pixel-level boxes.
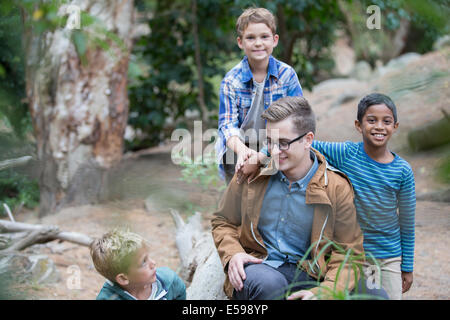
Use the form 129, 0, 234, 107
312, 141, 416, 272
215, 55, 303, 179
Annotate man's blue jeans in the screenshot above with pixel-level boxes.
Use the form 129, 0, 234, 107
232, 262, 389, 300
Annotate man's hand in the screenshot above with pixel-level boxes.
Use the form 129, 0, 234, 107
228, 252, 263, 291
402, 271, 413, 293
287, 290, 316, 300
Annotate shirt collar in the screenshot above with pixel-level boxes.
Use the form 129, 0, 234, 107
241, 55, 279, 83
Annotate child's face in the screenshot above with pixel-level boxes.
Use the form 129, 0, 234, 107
355, 104, 398, 149
123, 245, 157, 289
237, 22, 278, 65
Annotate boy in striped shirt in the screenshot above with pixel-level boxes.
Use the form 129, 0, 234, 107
311, 93, 416, 300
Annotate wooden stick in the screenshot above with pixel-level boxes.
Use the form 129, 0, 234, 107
4, 227, 59, 252
0, 220, 93, 247
3, 203, 15, 222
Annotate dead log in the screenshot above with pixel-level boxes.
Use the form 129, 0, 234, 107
3, 227, 60, 252
170, 209, 227, 300
0, 220, 93, 250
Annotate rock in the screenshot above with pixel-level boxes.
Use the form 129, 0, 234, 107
312, 78, 366, 96
312, 78, 368, 113
416, 187, 450, 202
332, 36, 356, 77
408, 114, 450, 151
0, 253, 60, 285
351, 61, 372, 81
376, 52, 422, 77
330, 92, 361, 109
433, 35, 450, 51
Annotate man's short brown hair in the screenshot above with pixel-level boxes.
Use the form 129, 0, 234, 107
261, 96, 316, 135
236, 7, 277, 38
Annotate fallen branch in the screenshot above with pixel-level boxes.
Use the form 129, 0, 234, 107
3, 227, 59, 252
0, 220, 93, 248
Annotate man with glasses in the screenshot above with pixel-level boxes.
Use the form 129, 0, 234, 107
212, 96, 387, 300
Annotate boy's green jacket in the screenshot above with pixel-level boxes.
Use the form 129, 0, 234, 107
96, 267, 186, 300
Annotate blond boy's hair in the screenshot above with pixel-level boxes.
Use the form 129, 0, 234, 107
236, 7, 277, 37
90, 229, 146, 282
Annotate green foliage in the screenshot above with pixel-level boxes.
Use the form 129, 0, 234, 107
0, 170, 40, 214
347, 0, 449, 64
277, 238, 384, 300
128, 0, 343, 149
175, 152, 226, 193
0, 131, 38, 214
436, 152, 450, 185
0, 3, 31, 138
128, 0, 236, 149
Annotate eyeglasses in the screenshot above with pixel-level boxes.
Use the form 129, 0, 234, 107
265, 132, 308, 151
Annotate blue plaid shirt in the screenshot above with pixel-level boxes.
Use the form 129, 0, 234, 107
215, 55, 303, 179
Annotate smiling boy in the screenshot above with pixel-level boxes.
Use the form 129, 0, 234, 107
216, 7, 303, 183
90, 229, 186, 300
312, 93, 416, 300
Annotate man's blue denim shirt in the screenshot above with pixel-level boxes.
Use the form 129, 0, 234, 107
258, 151, 319, 268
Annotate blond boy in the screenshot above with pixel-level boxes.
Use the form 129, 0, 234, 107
90, 229, 186, 300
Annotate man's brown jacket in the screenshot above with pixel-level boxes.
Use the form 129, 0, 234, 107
211, 149, 364, 298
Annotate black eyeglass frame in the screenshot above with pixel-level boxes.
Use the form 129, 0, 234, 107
266, 131, 308, 151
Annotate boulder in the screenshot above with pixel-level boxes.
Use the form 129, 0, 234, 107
433, 35, 450, 51
376, 52, 422, 77
351, 61, 372, 81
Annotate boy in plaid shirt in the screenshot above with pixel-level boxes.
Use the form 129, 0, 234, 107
216, 7, 303, 183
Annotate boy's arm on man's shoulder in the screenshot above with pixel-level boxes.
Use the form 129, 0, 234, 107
312, 140, 350, 168
398, 165, 416, 273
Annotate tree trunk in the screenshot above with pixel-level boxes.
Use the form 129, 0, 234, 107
276, 4, 302, 66
23, 0, 135, 216
191, 0, 209, 123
